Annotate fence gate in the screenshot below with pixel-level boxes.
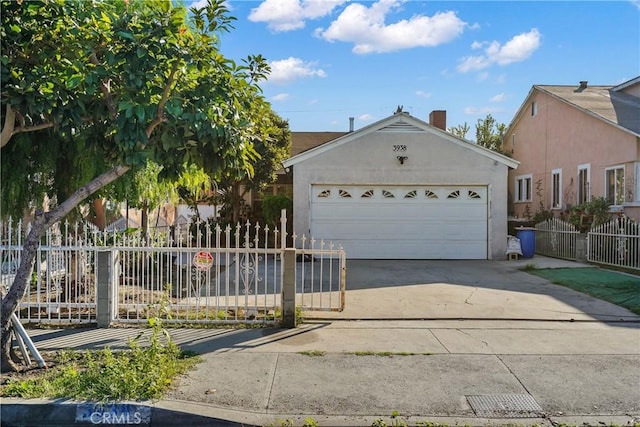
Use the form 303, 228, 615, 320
535, 218, 579, 260
588, 217, 640, 271
290, 234, 346, 313
110, 222, 284, 326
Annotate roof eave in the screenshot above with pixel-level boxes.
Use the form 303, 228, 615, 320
283, 113, 519, 169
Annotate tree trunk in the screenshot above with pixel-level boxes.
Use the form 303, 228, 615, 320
0, 165, 130, 372
92, 199, 106, 230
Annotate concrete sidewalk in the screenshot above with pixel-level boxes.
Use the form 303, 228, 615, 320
4, 257, 640, 427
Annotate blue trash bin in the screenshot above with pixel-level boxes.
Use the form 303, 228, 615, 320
516, 227, 536, 258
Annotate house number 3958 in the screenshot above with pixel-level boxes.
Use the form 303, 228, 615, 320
393, 145, 407, 151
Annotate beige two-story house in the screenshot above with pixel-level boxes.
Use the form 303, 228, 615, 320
505, 77, 640, 222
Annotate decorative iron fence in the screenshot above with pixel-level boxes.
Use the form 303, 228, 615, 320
587, 216, 640, 271
534, 218, 580, 260
1, 212, 346, 326
0, 220, 97, 324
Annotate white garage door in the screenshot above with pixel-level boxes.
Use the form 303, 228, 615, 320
310, 185, 488, 259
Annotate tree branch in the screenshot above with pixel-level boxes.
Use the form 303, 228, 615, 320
146, 61, 180, 139
0, 105, 16, 148
1, 105, 55, 148
89, 51, 117, 118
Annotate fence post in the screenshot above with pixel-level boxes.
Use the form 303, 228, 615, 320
96, 250, 119, 328
576, 233, 587, 261
281, 248, 297, 328
280, 208, 287, 250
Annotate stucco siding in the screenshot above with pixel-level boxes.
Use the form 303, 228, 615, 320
291, 129, 511, 259
507, 89, 639, 220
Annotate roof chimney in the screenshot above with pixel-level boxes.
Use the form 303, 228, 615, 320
349, 117, 354, 132
429, 110, 446, 131
579, 81, 588, 89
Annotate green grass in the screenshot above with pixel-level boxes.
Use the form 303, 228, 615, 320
525, 267, 640, 315
2, 324, 200, 402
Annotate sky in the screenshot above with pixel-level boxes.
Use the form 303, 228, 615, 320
190, 0, 640, 136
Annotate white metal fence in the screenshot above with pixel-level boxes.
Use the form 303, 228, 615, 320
587, 217, 640, 271
1, 212, 346, 326
535, 218, 580, 260
0, 220, 97, 324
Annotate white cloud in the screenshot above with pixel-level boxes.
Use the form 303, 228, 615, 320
464, 106, 504, 115
249, 0, 348, 32
457, 28, 541, 73
358, 113, 375, 121
190, 0, 208, 8
416, 90, 432, 98
316, 0, 467, 54
272, 93, 290, 101
191, 0, 232, 10
267, 57, 327, 84
489, 93, 506, 103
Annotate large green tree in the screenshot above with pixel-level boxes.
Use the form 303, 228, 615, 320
0, 0, 270, 371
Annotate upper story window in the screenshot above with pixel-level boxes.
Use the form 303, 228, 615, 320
605, 165, 625, 206
577, 164, 590, 204
551, 169, 562, 209
531, 101, 538, 117
515, 174, 532, 202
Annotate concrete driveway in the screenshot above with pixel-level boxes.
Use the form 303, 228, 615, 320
307, 256, 640, 322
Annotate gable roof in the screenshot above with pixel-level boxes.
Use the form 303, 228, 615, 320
291, 132, 347, 156
283, 112, 519, 169
507, 77, 640, 138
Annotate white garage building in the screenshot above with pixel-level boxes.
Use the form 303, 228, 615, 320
282, 111, 519, 260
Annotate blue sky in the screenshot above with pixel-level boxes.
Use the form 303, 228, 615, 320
190, 0, 639, 136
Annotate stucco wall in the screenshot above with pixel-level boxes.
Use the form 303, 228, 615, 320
507, 90, 640, 221
290, 129, 511, 259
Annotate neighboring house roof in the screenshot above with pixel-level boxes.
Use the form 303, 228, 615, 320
290, 132, 348, 156
284, 112, 519, 169
508, 76, 640, 138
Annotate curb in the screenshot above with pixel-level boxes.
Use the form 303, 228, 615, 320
2, 399, 638, 427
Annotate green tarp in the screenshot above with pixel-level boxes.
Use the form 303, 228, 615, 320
528, 268, 640, 315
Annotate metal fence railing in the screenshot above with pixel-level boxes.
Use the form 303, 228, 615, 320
587, 216, 640, 271
535, 218, 580, 261
0, 220, 98, 324
1, 211, 346, 327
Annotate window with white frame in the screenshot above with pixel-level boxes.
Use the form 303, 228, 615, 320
531, 101, 537, 117
605, 165, 625, 205
551, 169, 562, 209
577, 164, 590, 204
515, 174, 532, 202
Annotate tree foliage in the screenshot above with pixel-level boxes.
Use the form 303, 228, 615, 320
448, 122, 470, 139
218, 107, 291, 223
0, 0, 271, 371
475, 114, 508, 155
